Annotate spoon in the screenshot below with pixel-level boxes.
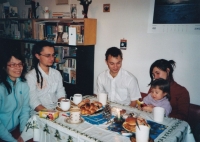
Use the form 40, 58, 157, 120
136, 118, 140, 130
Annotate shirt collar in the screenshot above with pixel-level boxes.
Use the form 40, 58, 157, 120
107, 68, 122, 79
7, 77, 20, 84
38, 64, 52, 77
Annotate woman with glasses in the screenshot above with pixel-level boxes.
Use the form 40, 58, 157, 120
26, 41, 66, 115
0, 49, 30, 142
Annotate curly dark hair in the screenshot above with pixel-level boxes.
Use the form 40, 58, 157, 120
32, 41, 55, 88
0, 49, 27, 94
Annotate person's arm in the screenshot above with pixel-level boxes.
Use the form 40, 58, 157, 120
169, 88, 190, 121
128, 77, 141, 106
56, 72, 66, 99
26, 74, 43, 111
19, 83, 31, 132
34, 105, 46, 112
129, 100, 137, 107
97, 75, 106, 95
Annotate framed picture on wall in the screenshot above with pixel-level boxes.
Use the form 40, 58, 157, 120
25, 0, 31, 5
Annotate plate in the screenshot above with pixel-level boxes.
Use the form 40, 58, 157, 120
122, 122, 136, 133
55, 107, 69, 112
81, 107, 103, 116
64, 117, 84, 124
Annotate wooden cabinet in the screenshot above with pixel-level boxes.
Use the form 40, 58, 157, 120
0, 18, 96, 98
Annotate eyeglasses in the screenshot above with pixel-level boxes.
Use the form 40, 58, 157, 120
7, 63, 24, 68
39, 54, 57, 58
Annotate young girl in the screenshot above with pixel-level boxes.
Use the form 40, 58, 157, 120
142, 78, 172, 116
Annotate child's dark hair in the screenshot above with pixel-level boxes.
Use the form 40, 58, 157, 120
150, 78, 170, 100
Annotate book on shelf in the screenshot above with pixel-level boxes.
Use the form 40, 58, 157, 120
55, 46, 66, 63
63, 46, 69, 57
63, 59, 76, 69
62, 67, 76, 84
68, 27, 76, 45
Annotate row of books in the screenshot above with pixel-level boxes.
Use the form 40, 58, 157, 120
0, 20, 32, 39
63, 67, 76, 84
54, 46, 76, 64
35, 21, 84, 44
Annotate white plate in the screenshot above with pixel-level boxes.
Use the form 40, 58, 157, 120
64, 117, 84, 124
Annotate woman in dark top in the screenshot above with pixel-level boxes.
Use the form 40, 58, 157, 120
147, 59, 190, 121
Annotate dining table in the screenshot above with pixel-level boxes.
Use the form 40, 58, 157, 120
21, 95, 195, 142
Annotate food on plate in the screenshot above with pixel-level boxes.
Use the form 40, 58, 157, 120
137, 117, 149, 126
77, 99, 90, 107
122, 117, 149, 132
123, 117, 137, 132
78, 100, 103, 115
120, 109, 126, 116
137, 98, 147, 108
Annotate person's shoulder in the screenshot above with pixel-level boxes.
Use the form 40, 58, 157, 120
98, 70, 108, 77
121, 69, 137, 79
26, 68, 36, 76
51, 68, 62, 75
20, 80, 30, 88
171, 81, 188, 92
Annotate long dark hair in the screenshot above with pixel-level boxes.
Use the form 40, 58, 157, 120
150, 78, 170, 100
149, 59, 176, 84
0, 49, 27, 94
32, 41, 55, 88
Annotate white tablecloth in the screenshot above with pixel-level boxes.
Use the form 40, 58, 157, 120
21, 95, 195, 142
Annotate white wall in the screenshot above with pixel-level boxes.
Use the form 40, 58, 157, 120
8, 0, 200, 105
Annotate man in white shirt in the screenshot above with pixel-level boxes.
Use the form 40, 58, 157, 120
26, 41, 66, 115
97, 47, 141, 107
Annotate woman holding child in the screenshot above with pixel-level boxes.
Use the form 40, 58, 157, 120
142, 59, 190, 121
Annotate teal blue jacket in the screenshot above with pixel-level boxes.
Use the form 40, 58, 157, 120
0, 77, 30, 141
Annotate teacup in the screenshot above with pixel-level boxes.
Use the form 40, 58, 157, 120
69, 107, 81, 123
57, 99, 70, 111
70, 94, 82, 105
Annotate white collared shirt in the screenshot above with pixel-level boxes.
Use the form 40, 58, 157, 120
97, 68, 141, 105
26, 65, 66, 115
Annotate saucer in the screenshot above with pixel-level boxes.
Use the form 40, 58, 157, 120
65, 117, 84, 124
55, 107, 69, 112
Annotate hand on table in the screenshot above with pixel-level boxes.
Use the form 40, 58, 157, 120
142, 105, 154, 112
17, 136, 24, 142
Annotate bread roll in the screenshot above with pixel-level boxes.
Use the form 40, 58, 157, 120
85, 103, 90, 110
78, 101, 85, 108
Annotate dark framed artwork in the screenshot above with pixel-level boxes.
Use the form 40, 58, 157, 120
103, 4, 110, 12
25, 0, 31, 5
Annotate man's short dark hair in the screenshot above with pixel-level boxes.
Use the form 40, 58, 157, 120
105, 47, 123, 60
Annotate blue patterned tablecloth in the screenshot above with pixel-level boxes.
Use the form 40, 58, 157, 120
107, 119, 167, 140
82, 113, 115, 125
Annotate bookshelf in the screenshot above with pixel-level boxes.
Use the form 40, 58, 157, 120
0, 18, 96, 98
